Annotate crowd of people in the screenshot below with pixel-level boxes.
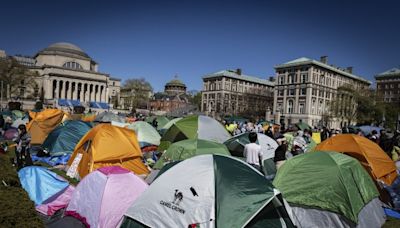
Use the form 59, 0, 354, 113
228, 119, 400, 174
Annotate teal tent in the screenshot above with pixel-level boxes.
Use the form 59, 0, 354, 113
42, 120, 92, 156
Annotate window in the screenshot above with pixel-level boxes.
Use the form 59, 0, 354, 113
300, 88, 306, 95
63, 61, 83, 69
279, 76, 284, 85
287, 100, 293, 114
287, 89, 295, 96
278, 89, 284, 96
299, 103, 305, 114
277, 103, 282, 112
301, 74, 308, 83
311, 99, 316, 114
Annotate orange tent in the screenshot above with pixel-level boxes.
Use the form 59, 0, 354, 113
81, 114, 96, 122
316, 134, 397, 185
67, 124, 149, 179
27, 109, 65, 145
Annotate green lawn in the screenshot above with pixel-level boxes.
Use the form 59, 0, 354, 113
0, 146, 43, 228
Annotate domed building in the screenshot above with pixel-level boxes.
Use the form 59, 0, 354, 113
0, 42, 121, 110
150, 76, 191, 115
164, 78, 186, 96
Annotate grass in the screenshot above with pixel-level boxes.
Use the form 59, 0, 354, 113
0, 146, 43, 228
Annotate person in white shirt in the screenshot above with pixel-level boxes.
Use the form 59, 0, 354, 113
243, 132, 263, 173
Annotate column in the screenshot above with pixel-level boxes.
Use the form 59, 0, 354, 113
85, 84, 90, 102
66, 82, 72, 100
54, 80, 59, 99
90, 84, 95, 101
72, 82, 78, 100
95, 85, 100, 102
99, 86, 103, 102
79, 83, 84, 102
44, 77, 52, 99
101, 86, 106, 102
61, 80, 66, 99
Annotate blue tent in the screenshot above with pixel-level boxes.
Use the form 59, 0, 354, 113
359, 125, 382, 136
42, 120, 92, 156
18, 166, 69, 205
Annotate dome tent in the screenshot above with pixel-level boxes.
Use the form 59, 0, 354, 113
128, 121, 161, 148
27, 109, 65, 145
153, 139, 230, 169
65, 166, 148, 228
18, 166, 69, 205
315, 134, 397, 185
94, 111, 125, 123
121, 155, 295, 228
159, 117, 182, 135
273, 152, 385, 227
223, 132, 278, 159
42, 120, 92, 156
66, 124, 149, 179
159, 115, 231, 151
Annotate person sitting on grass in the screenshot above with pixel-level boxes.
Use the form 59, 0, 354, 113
244, 132, 263, 173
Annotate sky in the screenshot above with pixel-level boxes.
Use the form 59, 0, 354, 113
1, 0, 399, 91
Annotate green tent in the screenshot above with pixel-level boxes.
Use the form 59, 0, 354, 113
42, 120, 92, 156
12, 110, 26, 119
295, 122, 311, 130
153, 139, 230, 169
128, 121, 161, 148
273, 151, 380, 224
145, 116, 169, 130
121, 155, 295, 228
158, 117, 182, 135
158, 115, 231, 151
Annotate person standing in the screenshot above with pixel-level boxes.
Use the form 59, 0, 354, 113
13, 124, 33, 169
243, 132, 263, 173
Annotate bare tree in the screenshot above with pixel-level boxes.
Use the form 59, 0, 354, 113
0, 57, 39, 99
123, 78, 153, 110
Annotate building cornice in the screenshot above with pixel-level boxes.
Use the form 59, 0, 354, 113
275, 59, 371, 85
32, 65, 110, 77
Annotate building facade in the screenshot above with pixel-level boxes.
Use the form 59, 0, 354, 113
201, 69, 275, 118
1, 42, 120, 110
150, 78, 190, 114
375, 67, 400, 106
273, 56, 371, 129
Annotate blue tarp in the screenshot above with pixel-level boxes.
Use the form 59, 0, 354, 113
42, 120, 92, 156
58, 99, 81, 107
18, 166, 69, 205
359, 126, 382, 136
31, 154, 71, 166
89, 101, 109, 109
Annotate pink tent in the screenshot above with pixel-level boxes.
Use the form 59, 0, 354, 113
36, 185, 75, 216
65, 166, 148, 227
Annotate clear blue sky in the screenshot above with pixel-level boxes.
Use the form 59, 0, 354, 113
1, 0, 399, 91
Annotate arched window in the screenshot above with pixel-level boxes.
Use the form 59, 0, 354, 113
287, 100, 293, 114
63, 61, 83, 70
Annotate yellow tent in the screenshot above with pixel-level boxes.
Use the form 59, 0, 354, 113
316, 134, 397, 185
67, 124, 149, 179
27, 109, 65, 145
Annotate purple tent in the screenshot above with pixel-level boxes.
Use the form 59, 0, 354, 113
65, 166, 148, 227
4, 128, 18, 140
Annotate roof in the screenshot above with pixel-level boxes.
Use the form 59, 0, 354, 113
275, 57, 371, 84
203, 70, 274, 86
36, 42, 90, 59
109, 77, 121, 81
166, 78, 186, 87
375, 67, 400, 78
